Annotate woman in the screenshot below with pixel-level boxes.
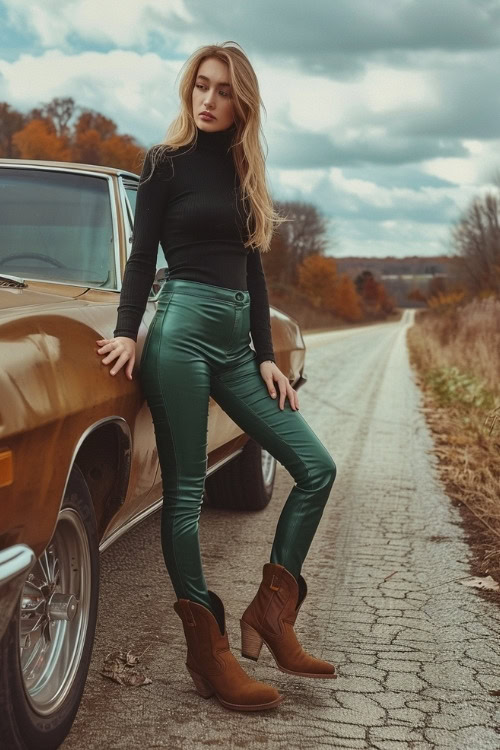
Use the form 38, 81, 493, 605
96, 41, 337, 712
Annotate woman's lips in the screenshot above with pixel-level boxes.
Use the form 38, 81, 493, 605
200, 112, 215, 120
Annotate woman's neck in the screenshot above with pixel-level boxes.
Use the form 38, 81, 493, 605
195, 123, 237, 155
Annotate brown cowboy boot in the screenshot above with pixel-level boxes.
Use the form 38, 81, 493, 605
173, 589, 284, 711
240, 563, 337, 679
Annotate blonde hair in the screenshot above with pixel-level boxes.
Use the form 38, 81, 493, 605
143, 41, 284, 252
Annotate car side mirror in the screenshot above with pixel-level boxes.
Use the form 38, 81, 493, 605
152, 267, 169, 296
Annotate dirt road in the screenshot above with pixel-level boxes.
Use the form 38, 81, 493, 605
63, 309, 500, 750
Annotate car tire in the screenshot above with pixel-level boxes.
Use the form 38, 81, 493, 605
205, 438, 277, 511
0, 464, 99, 750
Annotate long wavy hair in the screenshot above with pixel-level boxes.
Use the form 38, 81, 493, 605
142, 41, 285, 252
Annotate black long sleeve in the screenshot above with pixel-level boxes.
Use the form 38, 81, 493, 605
114, 125, 275, 364
114, 148, 170, 339
247, 249, 276, 363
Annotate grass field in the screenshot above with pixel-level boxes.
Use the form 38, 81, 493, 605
407, 297, 500, 585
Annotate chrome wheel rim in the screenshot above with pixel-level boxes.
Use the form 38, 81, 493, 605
261, 448, 276, 488
18, 507, 91, 715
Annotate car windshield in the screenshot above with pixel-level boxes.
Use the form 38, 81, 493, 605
0, 168, 116, 288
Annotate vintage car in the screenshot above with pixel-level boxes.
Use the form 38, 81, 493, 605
0, 157, 308, 749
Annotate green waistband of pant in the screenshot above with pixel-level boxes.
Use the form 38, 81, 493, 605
161, 278, 250, 304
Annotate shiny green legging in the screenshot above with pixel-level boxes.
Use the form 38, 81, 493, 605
139, 279, 337, 617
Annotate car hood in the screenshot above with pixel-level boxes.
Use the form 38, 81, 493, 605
0, 283, 87, 311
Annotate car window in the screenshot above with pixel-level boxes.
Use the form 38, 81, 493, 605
122, 182, 167, 297
0, 168, 117, 288
124, 185, 137, 218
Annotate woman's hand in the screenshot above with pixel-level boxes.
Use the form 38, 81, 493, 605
259, 360, 299, 411
96, 336, 136, 380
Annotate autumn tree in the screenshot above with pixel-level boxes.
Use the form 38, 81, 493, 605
28, 96, 76, 138
355, 270, 379, 305
0, 103, 26, 157
427, 275, 447, 300
355, 269, 395, 315
74, 110, 118, 141
12, 119, 72, 161
450, 187, 500, 297
377, 283, 396, 314
407, 288, 427, 304
1, 96, 144, 171
273, 200, 333, 285
333, 274, 363, 321
261, 230, 289, 286
298, 253, 338, 310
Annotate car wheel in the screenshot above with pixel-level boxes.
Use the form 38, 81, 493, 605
205, 438, 277, 511
0, 464, 99, 750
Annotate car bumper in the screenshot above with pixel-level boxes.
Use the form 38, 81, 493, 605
0, 544, 36, 641
294, 370, 308, 390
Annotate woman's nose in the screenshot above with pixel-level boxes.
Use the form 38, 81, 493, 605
203, 90, 215, 107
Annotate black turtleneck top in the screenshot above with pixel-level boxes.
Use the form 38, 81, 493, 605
113, 123, 276, 364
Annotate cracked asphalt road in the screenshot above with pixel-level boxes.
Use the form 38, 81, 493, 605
62, 309, 500, 750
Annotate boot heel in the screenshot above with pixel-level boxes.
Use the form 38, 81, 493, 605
186, 666, 215, 698
240, 619, 264, 661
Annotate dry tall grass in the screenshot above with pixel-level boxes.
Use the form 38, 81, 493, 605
407, 297, 500, 581
409, 296, 500, 393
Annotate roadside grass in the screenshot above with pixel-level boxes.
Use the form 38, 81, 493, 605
407, 297, 500, 585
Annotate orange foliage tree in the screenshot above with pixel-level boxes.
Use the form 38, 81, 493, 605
298, 254, 366, 322
355, 269, 395, 315
408, 288, 427, 304
12, 119, 72, 161
2, 96, 144, 172
298, 253, 338, 310
333, 274, 363, 321
0, 102, 26, 157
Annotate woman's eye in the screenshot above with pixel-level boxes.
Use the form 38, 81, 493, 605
196, 83, 229, 97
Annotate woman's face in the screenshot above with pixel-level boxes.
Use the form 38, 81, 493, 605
192, 57, 236, 132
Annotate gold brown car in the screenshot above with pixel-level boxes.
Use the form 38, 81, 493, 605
0, 157, 308, 750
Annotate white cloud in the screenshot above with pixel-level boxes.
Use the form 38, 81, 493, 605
329, 168, 393, 207
2, 0, 192, 49
333, 218, 452, 258
255, 60, 436, 136
1, 1, 499, 259
272, 168, 325, 194
422, 139, 500, 187
0, 49, 182, 144
362, 67, 437, 113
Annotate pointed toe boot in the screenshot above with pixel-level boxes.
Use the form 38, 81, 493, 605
240, 563, 337, 679
173, 590, 284, 711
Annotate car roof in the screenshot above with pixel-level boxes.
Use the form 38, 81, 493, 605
0, 157, 140, 180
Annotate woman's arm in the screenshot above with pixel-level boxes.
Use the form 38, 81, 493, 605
246, 248, 276, 365
247, 248, 299, 411
113, 147, 171, 340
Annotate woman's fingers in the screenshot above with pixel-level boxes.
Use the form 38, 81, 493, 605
101, 348, 122, 365
96, 342, 115, 355
278, 377, 287, 410
96, 337, 135, 377
269, 375, 299, 411
289, 383, 299, 410
125, 354, 135, 380
110, 351, 131, 376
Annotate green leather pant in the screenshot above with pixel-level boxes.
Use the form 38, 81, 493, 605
139, 279, 336, 616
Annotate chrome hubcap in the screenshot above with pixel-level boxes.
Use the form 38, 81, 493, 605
19, 507, 91, 715
261, 449, 276, 488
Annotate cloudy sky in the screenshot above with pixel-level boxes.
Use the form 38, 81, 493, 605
1, 0, 500, 258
